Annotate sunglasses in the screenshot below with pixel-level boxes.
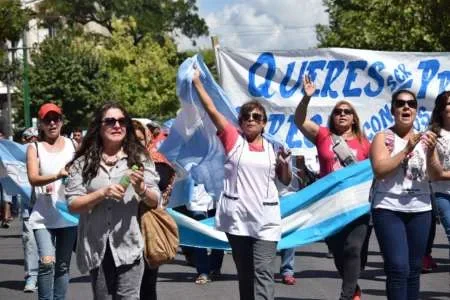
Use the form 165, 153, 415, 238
394, 99, 418, 109
241, 112, 264, 122
42, 116, 62, 124
333, 108, 353, 116
102, 117, 127, 127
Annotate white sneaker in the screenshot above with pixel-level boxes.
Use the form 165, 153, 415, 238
24, 279, 37, 293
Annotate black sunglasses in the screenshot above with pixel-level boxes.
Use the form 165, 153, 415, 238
333, 108, 353, 116
394, 99, 418, 109
42, 116, 62, 124
102, 117, 127, 127
241, 112, 264, 122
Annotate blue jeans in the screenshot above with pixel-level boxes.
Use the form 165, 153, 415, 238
279, 248, 295, 276
434, 193, 450, 259
373, 208, 431, 300
34, 226, 77, 300
23, 216, 39, 282
190, 210, 224, 275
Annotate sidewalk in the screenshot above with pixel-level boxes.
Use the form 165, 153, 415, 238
1, 218, 449, 299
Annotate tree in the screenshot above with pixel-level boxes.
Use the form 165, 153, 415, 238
37, 0, 208, 44
0, 0, 33, 80
95, 19, 178, 121
317, 0, 450, 51
21, 31, 111, 130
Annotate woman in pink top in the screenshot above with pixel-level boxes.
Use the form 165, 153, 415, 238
294, 76, 370, 300
192, 68, 291, 300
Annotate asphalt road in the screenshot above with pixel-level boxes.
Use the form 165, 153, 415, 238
1, 218, 449, 299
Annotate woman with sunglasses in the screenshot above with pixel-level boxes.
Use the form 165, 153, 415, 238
370, 90, 437, 300
428, 91, 450, 267
192, 69, 291, 300
27, 103, 78, 300
294, 76, 371, 300
65, 103, 161, 299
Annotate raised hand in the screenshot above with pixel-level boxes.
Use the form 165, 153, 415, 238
302, 75, 316, 97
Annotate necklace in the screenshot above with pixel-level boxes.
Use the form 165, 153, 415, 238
101, 152, 121, 166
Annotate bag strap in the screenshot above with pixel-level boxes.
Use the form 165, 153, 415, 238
331, 134, 357, 166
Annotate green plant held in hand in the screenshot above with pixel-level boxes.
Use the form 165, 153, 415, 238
119, 165, 140, 189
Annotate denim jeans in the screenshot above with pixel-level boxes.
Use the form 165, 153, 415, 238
23, 216, 39, 282
189, 210, 224, 275
434, 193, 450, 259
34, 226, 77, 300
373, 208, 431, 300
279, 248, 295, 276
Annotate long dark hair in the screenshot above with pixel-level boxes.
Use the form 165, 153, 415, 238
328, 100, 365, 143
429, 91, 450, 133
72, 102, 149, 184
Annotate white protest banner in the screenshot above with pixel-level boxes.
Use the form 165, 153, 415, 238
216, 47, 450, 156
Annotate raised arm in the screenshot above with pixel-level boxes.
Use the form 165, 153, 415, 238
192, 69, 228, 133
294, 76, 320, 144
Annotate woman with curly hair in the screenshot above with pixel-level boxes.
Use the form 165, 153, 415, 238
65, 103, 161, 299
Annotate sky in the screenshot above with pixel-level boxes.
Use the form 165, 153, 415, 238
176, 0, 329, 51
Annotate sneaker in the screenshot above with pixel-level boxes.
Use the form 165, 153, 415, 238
282, 274, 296, 285
23, 279, 37, 293
195, 274, 210, 285
352, 286, 361, 300
422, 255, 433, 273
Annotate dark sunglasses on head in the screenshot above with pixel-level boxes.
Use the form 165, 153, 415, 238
102, 117, 127, 127
333, 108, 353, 116
241, 112, 264, 122
42, 116, 62, 124
394, 99, 418, 109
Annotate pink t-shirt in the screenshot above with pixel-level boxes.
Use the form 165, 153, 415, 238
218, 122, 264, 153
316, 126, 370, 178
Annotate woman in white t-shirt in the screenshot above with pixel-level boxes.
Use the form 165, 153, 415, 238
428, 91, 450, 261
27, 103, 77, 300
370, 90, 437, 300
192, 67, 291, 300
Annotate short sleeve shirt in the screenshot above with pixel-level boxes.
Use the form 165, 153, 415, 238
316, 126, 370, 178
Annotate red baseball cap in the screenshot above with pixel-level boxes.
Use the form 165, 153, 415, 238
38, 103, 62, 119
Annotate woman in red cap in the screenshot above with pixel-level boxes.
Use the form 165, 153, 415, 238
27, 102, 78, 300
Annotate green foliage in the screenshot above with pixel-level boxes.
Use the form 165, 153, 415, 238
95, 19, 178, 121
0, 0, 33, 81
317, 0, 450, 51
22, 32, 110, 130
38, 0, 208, 44
0, 0, 33, 43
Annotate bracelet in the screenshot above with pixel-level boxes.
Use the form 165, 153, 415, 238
138, 185, 148, 197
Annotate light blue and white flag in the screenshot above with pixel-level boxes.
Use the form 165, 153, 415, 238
169, 159, 373, 250
160, 55, 285, 200
0, 140, 32, 204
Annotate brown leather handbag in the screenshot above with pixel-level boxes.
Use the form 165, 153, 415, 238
138, 203, 179, 267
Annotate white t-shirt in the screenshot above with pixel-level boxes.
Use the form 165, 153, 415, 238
372, 130, 431, 212
29, 138, 77, 229
431, 128, 450, 195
